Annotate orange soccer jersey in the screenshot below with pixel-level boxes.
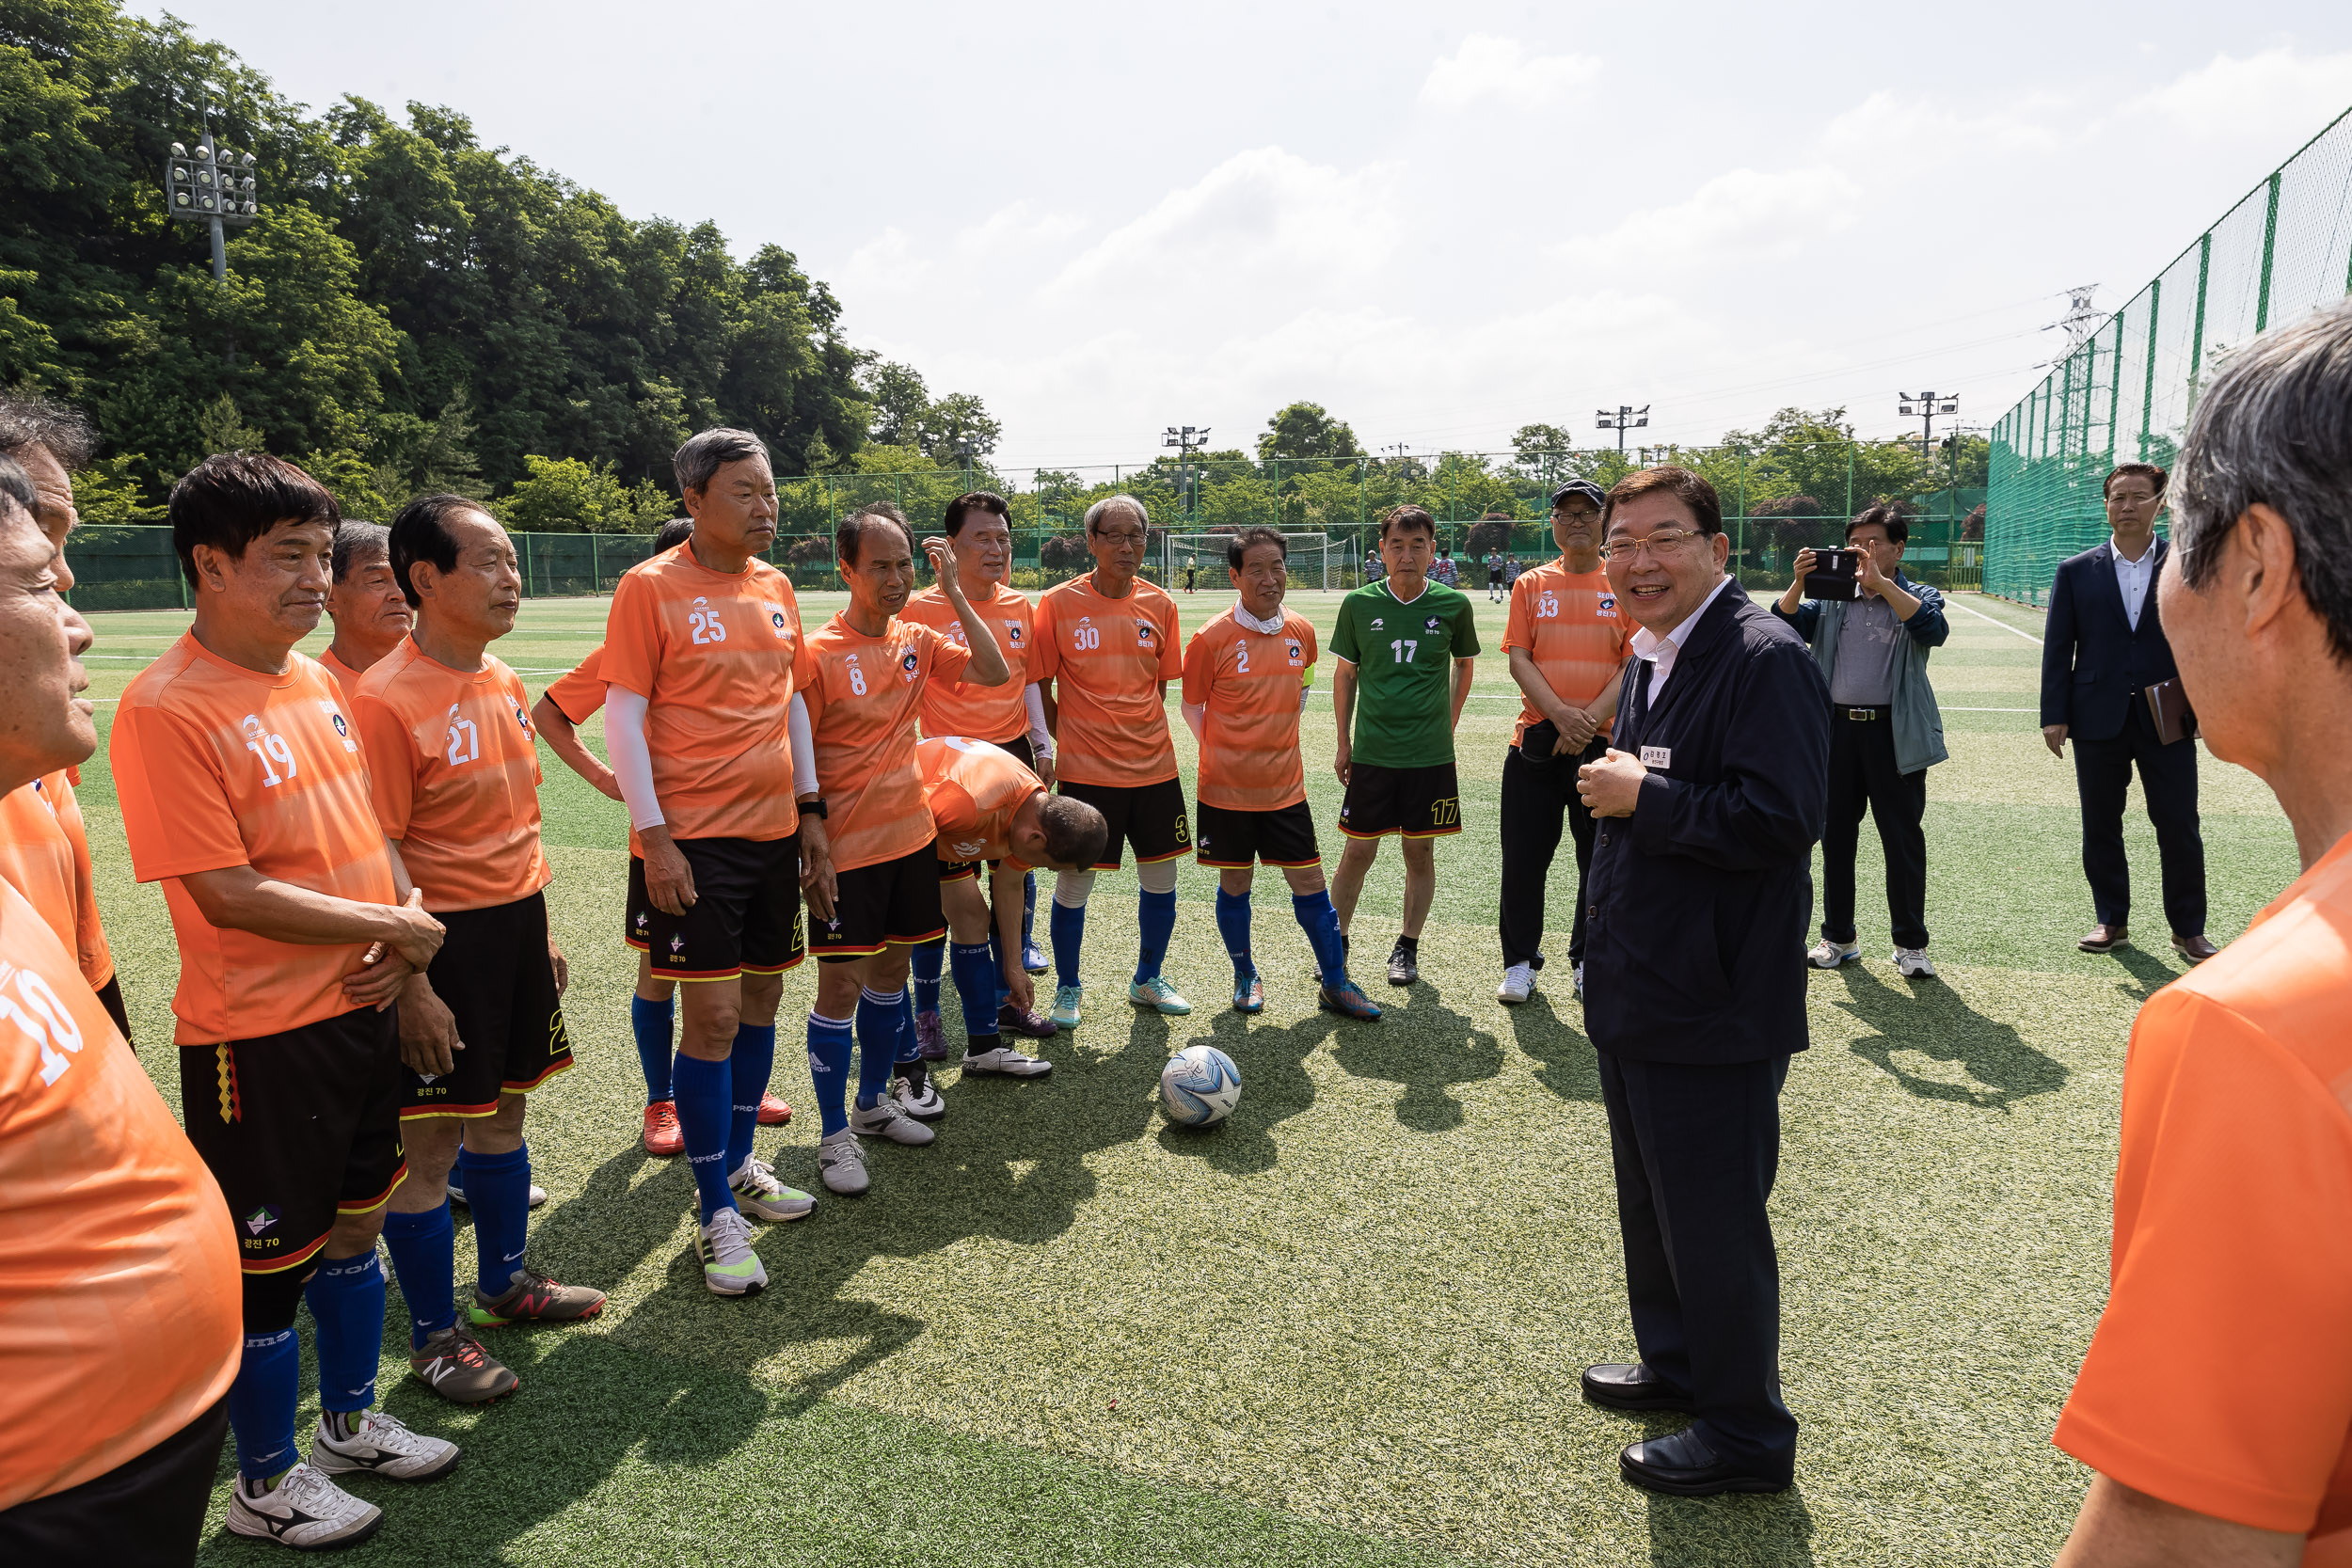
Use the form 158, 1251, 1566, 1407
316, 645, 368, 705
543, 642, 607, 724
110, 635, 399, 1044
917, 736, 1045, 868
0, 772, 114, 990
354, 640, 552, 913
1182, 608, 1317, 812
600, 545, 811, 844
903, 580, 1034, 743
1503, 560, 1629, 745
1031, 577, 1181, 787
0, 879, 240, 1512
801, 615, 976, 872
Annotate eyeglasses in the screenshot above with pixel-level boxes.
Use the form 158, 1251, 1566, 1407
1604, 528, 1710, 560
1093, 530, 1146, 546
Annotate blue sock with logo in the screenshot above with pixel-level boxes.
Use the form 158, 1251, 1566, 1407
673, 1053, 736, 1223
725, 1022, 774, 1178
454, 1143, 531, 1298
911, 942, 944, 1020
1022, 872, 1038, 953
949, 941, 1002, 1047
989, 927, 1009, 1011
303, 1251, 387, 1416
1294, 891, 1348, 987
1135, 887, 1178, 985
855, 987, 903, 1112
381, 1201, 455, 1349
1216, 887, 1255, 980
229, 1327, 302, 1481
1051, 898, 1086, 989
631, 994, 675, 1103
806, 1010, 854, 1135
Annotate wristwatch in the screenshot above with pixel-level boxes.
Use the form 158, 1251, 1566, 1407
798, 797, 829, 820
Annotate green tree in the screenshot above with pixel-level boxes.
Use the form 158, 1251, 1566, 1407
1257, 402, 1360, 468
496, 454, 667, 534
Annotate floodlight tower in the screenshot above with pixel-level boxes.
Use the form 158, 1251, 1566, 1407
1596, 404, 1649, 453
165, 87, 259, 282
1164, 424, 1209, 521
1897, 392, 1960, 460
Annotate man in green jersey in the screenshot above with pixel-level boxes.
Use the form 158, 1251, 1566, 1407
1330, 504, 1481, 984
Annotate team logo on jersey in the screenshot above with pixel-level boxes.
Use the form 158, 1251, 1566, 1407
1424, 616, 1442, 632
243, 1204, 279, 1237
952, 838, 986, 859
900, 650, 921, 680
1286, 641, 1303, 665
771, 610, 788, 631
1370, 617, 1384, 630
514, 703, 531, 731
1006, 623, 1025, 645
330, 712, 350, 738
1597, 594, 1618, 614
1136, 623, 1154, 646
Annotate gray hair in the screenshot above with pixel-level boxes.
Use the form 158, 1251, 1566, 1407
1083, 493, 1148, 535
0, 393, 97, 470
331, 521, 390, 584
674, 428, 768, 495
2173, 295, 2352, 665
0, 453, 33, 518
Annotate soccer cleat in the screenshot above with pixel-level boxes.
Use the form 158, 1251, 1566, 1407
818, 1129, 869, 1196
407, 1325, 518, 1404
728, 1154, 817, 1221
1232, 972, 1264, 1014
1807, 939, 1860, 970
913, 1010, 946, 1061
310, 1408, 462, 1481
470, 1264, 607, 1326
1497, 963, 1534, 1005
851, 1094, 937, 1146
1128, 975, 1192, 1015
696, 1207, 767, 1296
1386, 942, 1419, 987
449, 1182, 547, 1210
756, 1090, 793, 1126
1893, 947, 1939, 980
961, 1044, 1053, 1077
1320, 979, 1383, 1021
890, 1074, 947, 1120
1050, 983, 1084, 1030
1022, 938, 1050, 974
226, 1464, 384, 1549
996, 1001, 1057, 1039
642, 1100, 685, 1157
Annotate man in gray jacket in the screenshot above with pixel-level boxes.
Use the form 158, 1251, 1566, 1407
1774, 504, 1949, 977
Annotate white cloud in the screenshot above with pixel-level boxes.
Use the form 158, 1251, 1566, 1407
839, 226, 930, 294
2122, 48, 2352, 148
1419, 34, 1599, 112
1550, 167, 1862, 273
955, 200, 1089, 258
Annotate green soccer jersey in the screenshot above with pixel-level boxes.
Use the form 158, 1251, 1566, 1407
1330, 578, 1482, 768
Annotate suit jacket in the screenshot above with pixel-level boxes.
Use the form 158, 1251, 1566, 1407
2039, 540, 2180, 742
1584, 587, 1831, 1066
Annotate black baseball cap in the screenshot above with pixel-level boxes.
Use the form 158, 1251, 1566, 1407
1549, 479, 1606, 509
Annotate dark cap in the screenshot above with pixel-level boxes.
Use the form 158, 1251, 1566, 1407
1549, 479, 1606, 509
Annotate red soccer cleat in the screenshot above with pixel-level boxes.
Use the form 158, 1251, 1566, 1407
756, 1090, 793, 1126
642, 1100, 685, 1157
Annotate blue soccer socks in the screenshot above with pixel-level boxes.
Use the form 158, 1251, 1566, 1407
381, 1200, 456, 1349
455, 1143, 532, 1297
949, 941, 1002, 1046
911, 942, 944, 1019
1135, 887, 1178, 985
806, 1011, 854, 1136
725, 1023, 776, 1176
673, 1053, 737, 1223
1294, 890, 1348, 986
228, 1327, 301, 1481
1216, 887, 1255, 980
304, 1251, 387, 1415
1050, 898, 1087, 989
631, 992, 675, 1103
854, 987, 904, 1112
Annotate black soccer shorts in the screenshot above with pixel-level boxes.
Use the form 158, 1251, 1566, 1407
1057, 776, 1190, 869
404, 891, 574, 1119
1194, 800, 1321, 868
812, 845, 947, 961
629, 834, 805, 981
1338, 761, 1463, 839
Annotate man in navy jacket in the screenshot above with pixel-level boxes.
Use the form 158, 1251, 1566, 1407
2038, 463, 2213, 961
1575, 467, 1829, 1497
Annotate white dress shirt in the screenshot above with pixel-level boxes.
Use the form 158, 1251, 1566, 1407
1626, 573, 1737, 702
2111, 535, 2156, 631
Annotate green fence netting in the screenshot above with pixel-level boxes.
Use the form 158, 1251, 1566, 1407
1986, 103, 2352, 604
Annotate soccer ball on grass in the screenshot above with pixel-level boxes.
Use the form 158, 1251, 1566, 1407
1160, 1044, 1241, 1128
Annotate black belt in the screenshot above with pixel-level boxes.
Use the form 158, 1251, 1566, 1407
1837, 705, 1889, 721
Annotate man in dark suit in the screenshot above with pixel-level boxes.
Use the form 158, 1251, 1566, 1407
1575, 466, 1830, 1496
2039, 463, 2214, 962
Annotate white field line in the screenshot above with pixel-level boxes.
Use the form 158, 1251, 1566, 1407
1949, 596, 2044, 645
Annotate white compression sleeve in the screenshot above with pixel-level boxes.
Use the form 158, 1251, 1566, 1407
603, 687, 664, 832
1136, 858, 1179, 895
1054, 868, 1096, 909
1024, 684, 1053, 756
788, 692, 818, 799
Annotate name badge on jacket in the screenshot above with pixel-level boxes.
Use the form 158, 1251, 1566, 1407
1640, 746, 1671, 769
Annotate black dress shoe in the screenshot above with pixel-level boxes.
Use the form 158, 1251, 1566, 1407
1581, 1362, 1695, 1414
1619, 1428, 1790, 1497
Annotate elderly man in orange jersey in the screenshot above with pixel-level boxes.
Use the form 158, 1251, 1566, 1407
318, 523, 409, 703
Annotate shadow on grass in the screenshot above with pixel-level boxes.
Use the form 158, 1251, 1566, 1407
1330, 989, 1502, 1132
1834, 966, 2067, 1111
1647, 1483, 1818, 1565
1152, 1005, 1337, 1174
1505, 990, 1602, 1103
2106, 943, 2185, 1006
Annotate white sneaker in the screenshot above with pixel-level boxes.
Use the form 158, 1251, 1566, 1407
961, 1044, 1053, 1078
1572, 961, 1585, 1001
1894, 946, 1939, 979
448, 1182, 548, 1209
818, 1129, 869, 1196
889, 1075, 946, 1120
850, 1094, 936, 1146
309, 1408, 461, 1481
1807, 939, 1860, 969
226, 1463, 384, 1548
696, 1206, 767, 1296
728, 1155, 815, 1222
1497, 963, 1534, 1005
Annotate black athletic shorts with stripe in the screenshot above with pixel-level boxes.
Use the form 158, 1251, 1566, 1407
404, 890, 573, 1120
628, 833, 805, 981
1338, 761, 1463, 839
1057, 776, 1190, 869
813, 844, 947, 961
1195, 799, 1321, 868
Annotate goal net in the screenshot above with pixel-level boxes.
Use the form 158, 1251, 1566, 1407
1163, 532, 1346, 592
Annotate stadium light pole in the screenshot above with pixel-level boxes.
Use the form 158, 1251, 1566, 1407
1596, 404, 1649, 453
1898, 392, 1961, 491
165, 87, 259, 284
1164, 424, 1209, 523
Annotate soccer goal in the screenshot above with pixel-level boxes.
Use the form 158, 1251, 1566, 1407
1163, 532, 1347, 592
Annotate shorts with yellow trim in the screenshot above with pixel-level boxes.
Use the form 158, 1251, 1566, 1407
631, 832, 805, 982
1195, 799, 1321, 868
1338, 761, 1463, 839
1058, 775, 1190, 869
178, 1006, 406, 1276
813, 845, 946, 961
404, 891, 574, 1118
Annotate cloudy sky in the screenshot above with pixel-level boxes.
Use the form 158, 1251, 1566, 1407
146, 2, 2352, 473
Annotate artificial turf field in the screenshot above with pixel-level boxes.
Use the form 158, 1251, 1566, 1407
68, 580, 2299, 1567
